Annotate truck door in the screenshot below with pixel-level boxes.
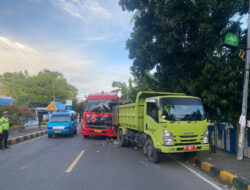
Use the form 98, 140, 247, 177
145, 101, 159, 135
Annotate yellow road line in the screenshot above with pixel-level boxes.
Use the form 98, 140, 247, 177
65, 150, 85, 173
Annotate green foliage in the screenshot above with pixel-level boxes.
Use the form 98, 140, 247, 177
112, 77, 138, 102
119, 0, 248, 125
72, 98, 84, 120
0, 69, 78, 108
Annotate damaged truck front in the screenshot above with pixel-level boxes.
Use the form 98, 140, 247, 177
81, 92, 121, 138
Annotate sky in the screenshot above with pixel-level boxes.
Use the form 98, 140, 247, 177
0, 0, 134, 99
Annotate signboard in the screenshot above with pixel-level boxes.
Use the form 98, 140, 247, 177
224, 32, 239, 47
46, 102, 57, 111
65, 105, 72, 111
66, 100, 72, 106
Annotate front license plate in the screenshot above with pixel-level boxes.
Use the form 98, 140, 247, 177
94, 129, 102, 133
184, 145, 197, 151
54, 131, 61, 134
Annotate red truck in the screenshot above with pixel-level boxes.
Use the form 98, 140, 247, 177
81, 92, 122, 138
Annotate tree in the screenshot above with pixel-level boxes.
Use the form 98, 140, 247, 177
119, 0, 247, 124
0, 69, 78, 108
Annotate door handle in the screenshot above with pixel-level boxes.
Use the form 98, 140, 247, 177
145, 124, 148, 130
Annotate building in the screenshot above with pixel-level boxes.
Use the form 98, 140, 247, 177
0, 95, 14, 106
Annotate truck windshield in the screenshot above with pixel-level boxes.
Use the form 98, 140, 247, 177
85, 100, 117, 113
160, 97, 205, 121
49, 115, 70, 122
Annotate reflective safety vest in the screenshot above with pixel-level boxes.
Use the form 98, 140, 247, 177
0, 117, 9, 131
0, 121, 3, 133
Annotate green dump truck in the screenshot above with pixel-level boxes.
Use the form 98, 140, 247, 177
113, 91, 209, 163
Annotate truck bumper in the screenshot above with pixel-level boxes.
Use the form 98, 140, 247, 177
159, 144, 210, 153
81, 128, 117, 137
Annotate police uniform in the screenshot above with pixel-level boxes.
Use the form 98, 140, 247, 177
0, 119, 3, 149
0, 113, 10, 148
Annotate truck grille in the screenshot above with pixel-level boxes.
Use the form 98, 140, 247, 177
87, 124, 109, 129
86, 116, 112, 126
174, 135, 202, 145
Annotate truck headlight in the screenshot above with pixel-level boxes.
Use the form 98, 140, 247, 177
163, 130, 173, 145
163, 130, 173, 138
163, 138, 173, 145
203, 130, 208, 144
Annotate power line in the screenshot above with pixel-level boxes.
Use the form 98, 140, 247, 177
0, 31, 60, 72
0, 41, 28, 71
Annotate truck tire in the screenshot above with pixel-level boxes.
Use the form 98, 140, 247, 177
48, 134, 52, 138
146, 139, 160, 163
118, 130, 128, 147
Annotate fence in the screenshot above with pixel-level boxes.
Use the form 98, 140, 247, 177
209, 123, 250, 158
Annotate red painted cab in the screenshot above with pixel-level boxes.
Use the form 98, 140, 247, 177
81, 91, 121, 138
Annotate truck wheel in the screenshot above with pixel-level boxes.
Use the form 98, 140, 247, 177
146, 139, 160, 163
48, 134, 52, 138
118, 130, 127, 147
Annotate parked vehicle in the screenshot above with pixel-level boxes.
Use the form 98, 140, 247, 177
81, 91, 121, 138
113, 91, 210, 163
47, 111, 77, 138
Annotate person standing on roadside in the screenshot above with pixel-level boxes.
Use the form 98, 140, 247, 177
38, 112, 43, 130
0, 117, 3, 150
0, 111, 10, 149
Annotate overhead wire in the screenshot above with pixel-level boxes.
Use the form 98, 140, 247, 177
0, 31, 60, 73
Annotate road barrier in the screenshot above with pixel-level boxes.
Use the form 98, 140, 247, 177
7, 130, 47, 145
189, 156, 250, 190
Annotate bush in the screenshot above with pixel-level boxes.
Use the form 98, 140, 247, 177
0, 105, 35, 127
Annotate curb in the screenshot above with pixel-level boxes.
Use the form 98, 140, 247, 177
8, 130, 47, 145
188, 157, 250, 190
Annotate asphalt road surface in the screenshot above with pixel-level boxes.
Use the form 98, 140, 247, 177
0, 126, 225, 190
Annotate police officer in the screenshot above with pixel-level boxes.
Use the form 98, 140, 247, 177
0, 117, 3, 150
0, 111, 10, 149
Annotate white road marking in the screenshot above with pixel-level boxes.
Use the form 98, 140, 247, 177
173, 158, 223, 190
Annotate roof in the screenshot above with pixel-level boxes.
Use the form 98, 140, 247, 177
54, 102, 66, 110
33, 107, 47, 111
0, 95, 14, 106
87, 92, 121, 102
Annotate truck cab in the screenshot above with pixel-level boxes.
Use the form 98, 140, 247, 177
144, 96, 209, 154
81, 92, 121, 138
47, 111, 77, 138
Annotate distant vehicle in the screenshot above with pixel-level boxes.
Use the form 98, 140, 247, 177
113, 91, 210, 163
47, 111, 77, 138
81, 91, 122, 138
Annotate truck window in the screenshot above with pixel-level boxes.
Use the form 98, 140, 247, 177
160, 97, 205, 121
147, 102, 159, 122
49, 115, 70, 122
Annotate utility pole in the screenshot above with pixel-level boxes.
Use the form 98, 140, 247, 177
53, 81, 55, 102
237, 0, 250, 160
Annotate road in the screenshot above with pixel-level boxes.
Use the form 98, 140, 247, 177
0, 126, 225, 190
